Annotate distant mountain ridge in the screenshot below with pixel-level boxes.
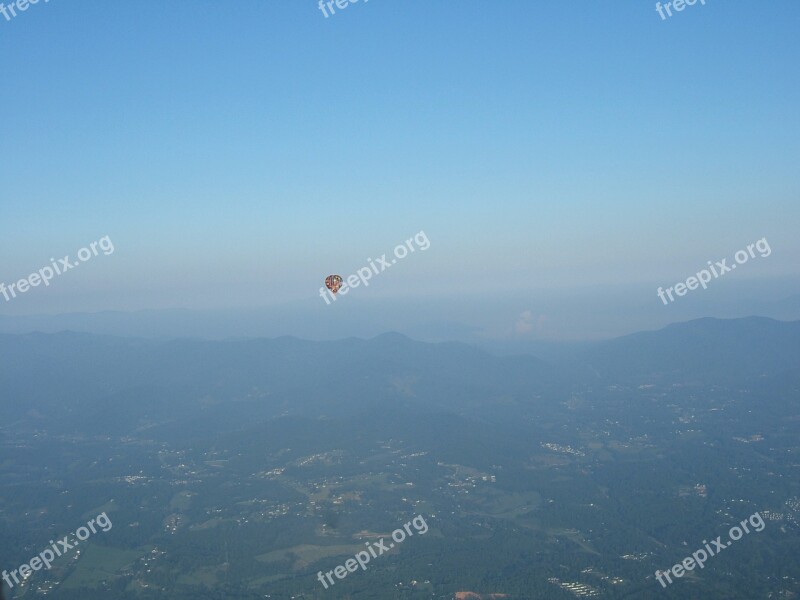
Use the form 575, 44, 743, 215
0, 317, 797, 438
580, 316, 800, 384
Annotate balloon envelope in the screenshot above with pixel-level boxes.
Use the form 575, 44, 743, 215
325, 274, 343, 294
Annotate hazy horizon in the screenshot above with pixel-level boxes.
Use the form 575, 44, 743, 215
1, 275, 798, 345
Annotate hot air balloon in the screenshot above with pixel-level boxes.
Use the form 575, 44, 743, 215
325, 274, 343, 294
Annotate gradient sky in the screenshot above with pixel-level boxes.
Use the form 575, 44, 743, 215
1, 1, 798, 336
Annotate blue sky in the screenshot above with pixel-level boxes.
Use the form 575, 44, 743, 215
1, 0, 798, 337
